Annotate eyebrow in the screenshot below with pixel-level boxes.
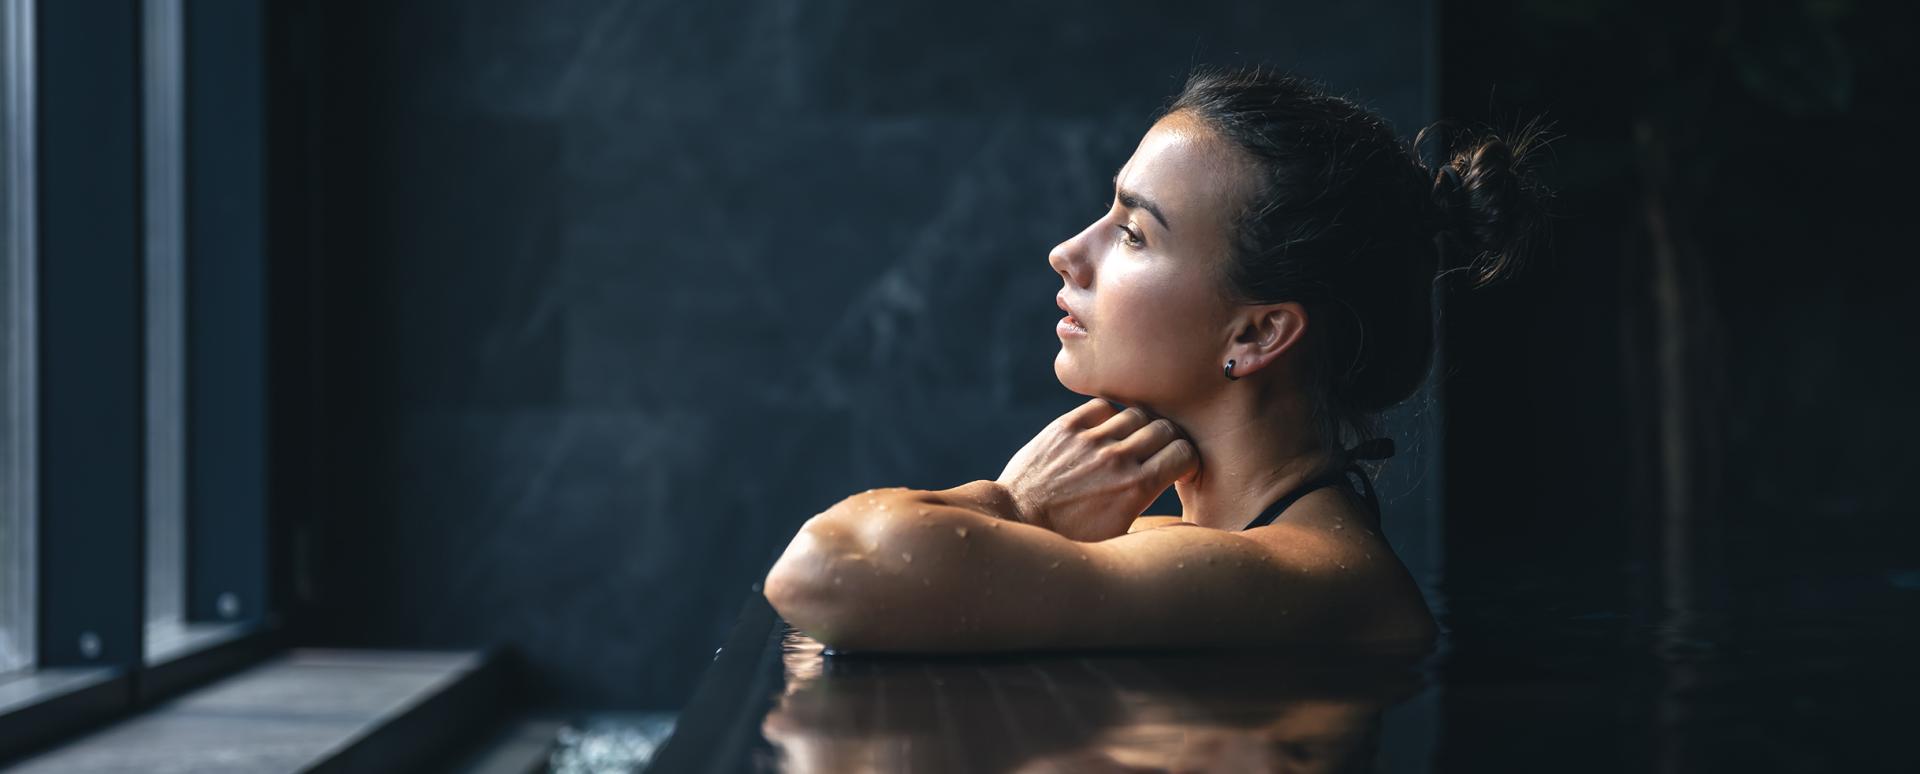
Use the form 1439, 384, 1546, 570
1111, 171, 1170, 233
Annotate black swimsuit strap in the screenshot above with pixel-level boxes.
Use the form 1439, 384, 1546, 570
1237, 440, 1392, 532
1237, 470, 1350, 531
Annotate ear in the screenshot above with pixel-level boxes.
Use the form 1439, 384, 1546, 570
1225, 302, 1308, 378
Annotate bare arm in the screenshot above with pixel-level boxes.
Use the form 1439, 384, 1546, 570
762, 485, 1357, 653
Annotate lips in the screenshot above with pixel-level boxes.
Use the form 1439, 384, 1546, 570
1056, 292, 1088, 339
1056, 292, 1087, 330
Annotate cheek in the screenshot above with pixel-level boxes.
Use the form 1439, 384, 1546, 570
1096, 266, 1221, 362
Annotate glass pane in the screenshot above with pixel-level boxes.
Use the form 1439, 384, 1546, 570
0, 0, 37, 677
144, 0, 186, 653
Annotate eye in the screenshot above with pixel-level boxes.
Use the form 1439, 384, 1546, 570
1115, 224, 1144, 248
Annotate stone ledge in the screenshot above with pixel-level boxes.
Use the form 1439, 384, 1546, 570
7, 648, 502, 774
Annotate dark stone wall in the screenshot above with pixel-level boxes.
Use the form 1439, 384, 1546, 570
271, 0, 1435, 707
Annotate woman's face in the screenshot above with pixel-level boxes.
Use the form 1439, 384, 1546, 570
1049, 112, 1250, 410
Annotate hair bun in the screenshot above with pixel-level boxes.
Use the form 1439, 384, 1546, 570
1414, 119, 1554, 287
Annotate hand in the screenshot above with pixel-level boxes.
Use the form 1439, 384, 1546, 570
995, 398, 1200, 541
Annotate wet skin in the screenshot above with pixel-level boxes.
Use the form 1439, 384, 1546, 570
764, 112, 1436, 653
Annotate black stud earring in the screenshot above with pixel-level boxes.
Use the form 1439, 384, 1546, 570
1224, 359, 1239, 381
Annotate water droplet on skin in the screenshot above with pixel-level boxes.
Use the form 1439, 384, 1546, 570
1049, 560, 1061, 569
955, 526, 969, 537
1335, 524, 1344, 530
989, 521, 1000, 528
1177, 562, 1186, 569
916, 509, 928, 517
901, 552, 913, 563
1338, 564, 1347, 570
834, 576, 843, 585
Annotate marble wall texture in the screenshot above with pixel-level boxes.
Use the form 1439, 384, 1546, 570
278, 0, 1437, 707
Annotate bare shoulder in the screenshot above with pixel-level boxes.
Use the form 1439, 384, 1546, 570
1091, 489, 1432, 644
1231, 488, 1436, 642
1232, 488, 1378, 561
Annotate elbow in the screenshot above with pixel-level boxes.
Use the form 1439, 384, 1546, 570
764, 557, 875, 651
763, 519, 839, 633
761, 507, 888, 648
763, 572, 831, 639
761, 559, 804, 622
765, 583, 860, 650
763, 495, 941, 651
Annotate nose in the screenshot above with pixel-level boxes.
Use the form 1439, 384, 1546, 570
1047, 222, 1095, 288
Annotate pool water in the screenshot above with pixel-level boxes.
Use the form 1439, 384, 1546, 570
643, 557, 1920, 772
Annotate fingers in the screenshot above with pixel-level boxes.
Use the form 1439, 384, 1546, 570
1111, 416, 1201, 486
1065, 400, 1200, 486
1140, 436, 1201, 487
1088, 405, 1153, 440
1060, 397, 1119, 430
1108, 416, 1180, 458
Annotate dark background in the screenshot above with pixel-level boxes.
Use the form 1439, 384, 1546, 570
263, 0, 1918, 724
1433, 2, 1920, 763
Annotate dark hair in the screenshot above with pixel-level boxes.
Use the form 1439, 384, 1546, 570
1160, 65, 1552, 456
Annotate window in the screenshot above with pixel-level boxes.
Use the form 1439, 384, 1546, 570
1, 0, 272, 757
0, 0, 36, 680
143, 0, 189, 663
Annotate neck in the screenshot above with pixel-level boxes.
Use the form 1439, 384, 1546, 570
1151, 386, 1337, 531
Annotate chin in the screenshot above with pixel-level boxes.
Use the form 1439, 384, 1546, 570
1053, 353, 1089, 394
1055, 354, 1130, 403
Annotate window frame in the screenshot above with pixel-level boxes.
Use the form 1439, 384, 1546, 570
143, 0, 188, 654
0, 0, 38, 681
0, 0, 278, 762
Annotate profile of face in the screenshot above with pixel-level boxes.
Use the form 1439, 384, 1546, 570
1048, 111, 1260, 411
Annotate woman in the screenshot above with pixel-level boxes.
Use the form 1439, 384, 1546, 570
764, 66, 1549, 652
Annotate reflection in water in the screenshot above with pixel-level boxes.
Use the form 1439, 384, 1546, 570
548, 712, 679, 773
760, 630, 1429, 773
